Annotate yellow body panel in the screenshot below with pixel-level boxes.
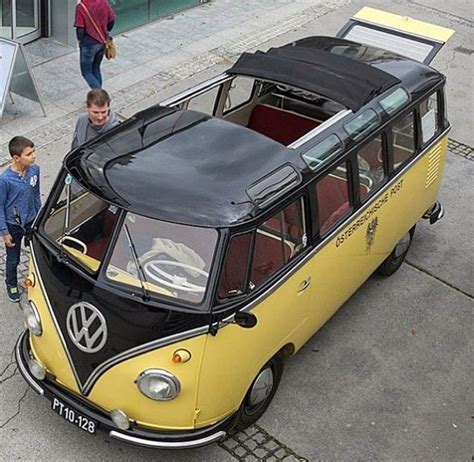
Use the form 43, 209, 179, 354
63, 245, 101, 272
195, 263, 311, 426
194, 135, 448, 426
28, 259, 80, 393
307, 136, 448, 332
87, 334, 207, 430
354, 7, 454, 43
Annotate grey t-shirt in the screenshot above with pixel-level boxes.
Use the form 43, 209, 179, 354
71, 112, 119, 150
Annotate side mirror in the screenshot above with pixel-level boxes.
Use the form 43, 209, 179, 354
234, 311, 257, 329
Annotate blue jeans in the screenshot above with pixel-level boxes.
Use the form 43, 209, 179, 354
80, 43, 105, 89
5, 222, 32, 287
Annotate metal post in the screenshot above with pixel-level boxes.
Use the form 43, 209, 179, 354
11, 0, 16, 40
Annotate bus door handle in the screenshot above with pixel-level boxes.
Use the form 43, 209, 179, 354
298, 277, 311, 293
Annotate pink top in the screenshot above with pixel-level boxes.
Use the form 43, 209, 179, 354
74, 0, 116, 44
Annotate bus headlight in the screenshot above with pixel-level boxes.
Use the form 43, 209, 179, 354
24, 301, 42, 336
136, 369, 181, 401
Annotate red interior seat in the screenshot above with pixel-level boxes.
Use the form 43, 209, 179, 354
247, 104, 319, 145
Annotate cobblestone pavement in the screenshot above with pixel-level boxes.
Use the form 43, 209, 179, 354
219, 425, 308, 461
448, 139, 474, 161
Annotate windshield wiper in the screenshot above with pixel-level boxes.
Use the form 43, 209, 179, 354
58, 175, 72, 262
124, 223, 150, 302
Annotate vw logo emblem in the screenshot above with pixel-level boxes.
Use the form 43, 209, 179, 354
66, 302, 108, 354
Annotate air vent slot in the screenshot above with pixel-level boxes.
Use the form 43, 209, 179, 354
425, 144, 442, 189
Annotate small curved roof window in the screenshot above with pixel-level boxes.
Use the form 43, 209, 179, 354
344, 108, 380, 141
302, 134, 343, 170
379, 87, 410, 115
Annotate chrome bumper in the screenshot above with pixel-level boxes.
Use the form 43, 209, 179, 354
15, 330, 230, 449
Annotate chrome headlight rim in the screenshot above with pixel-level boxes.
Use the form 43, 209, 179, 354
24, 300, 42, 336
136, 369, 181, 401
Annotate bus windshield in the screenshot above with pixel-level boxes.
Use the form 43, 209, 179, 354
105, 212, 218, 305
42, 175, 120, 272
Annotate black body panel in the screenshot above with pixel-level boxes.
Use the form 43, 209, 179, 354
65, 107, 298, 227
228, 40, 400, 111
32, 237, 209, 391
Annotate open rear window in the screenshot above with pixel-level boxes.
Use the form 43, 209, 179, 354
337, 7, 454, 65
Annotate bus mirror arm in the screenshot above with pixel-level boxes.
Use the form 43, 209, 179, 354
209, 311, 258, 336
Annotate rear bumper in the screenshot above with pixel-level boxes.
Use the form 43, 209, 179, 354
15, 330, 232, 449
422, 201, 444, 224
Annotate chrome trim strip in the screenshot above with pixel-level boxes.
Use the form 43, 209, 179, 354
15, 330, 44, 396
109, 430, 226, 449
82, 324, 209, 395
289, 109, 352, 149
221, 128, 451, 316
160, 74, 231, 107
30, 242, 83, 391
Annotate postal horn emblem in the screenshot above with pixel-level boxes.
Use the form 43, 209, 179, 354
366, 216, 379, 253
66, 302, 108, 354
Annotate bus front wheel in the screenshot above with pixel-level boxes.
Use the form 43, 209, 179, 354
233, 353, 284, 431
377, 226, 416, 276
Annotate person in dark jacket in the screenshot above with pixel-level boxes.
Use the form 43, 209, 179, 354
0, 137, 41, 302
74, 0, 116, 89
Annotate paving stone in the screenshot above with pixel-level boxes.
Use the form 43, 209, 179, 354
264, 439, 280, 451
244, 438, 258, 450
221, 437, 239, 450
233, 445, 249, 458
254, 447, 271, 458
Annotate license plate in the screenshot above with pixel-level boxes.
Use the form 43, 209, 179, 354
51, 397, 97, 434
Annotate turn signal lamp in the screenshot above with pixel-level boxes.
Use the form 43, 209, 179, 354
172, 349, 191, 364
24, 274, 36, 288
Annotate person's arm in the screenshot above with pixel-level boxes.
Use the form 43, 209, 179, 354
74, 5, 85, 44
71, 118, 80, 150
0, 179, 13, 247
108, 2, 117, 25
34, 167, 41, 215
76, 27, 85, 43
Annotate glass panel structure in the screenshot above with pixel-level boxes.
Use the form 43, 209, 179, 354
0, 0, 40, 41
110, 0, 201, 34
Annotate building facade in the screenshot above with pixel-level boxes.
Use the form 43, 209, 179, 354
0, 0, 204, 45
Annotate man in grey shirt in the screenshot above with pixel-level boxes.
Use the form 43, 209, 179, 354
71, 89, 119, 150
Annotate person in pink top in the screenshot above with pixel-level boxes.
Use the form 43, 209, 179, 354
74, 0, 116, 89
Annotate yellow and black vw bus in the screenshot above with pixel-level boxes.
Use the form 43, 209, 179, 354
16, 8, 453, 449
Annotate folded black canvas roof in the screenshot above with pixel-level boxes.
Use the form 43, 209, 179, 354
228, 39, 401, 112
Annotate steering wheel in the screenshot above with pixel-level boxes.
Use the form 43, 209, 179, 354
59, 236, 88, 255
358, 156, 371, 173
143, 260, 209, 293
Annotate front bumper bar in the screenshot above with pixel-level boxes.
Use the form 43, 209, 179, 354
15, 330, 231, 449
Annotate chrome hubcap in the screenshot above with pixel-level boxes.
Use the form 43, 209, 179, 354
249, 367, 274, 406
394, 232, 411, 257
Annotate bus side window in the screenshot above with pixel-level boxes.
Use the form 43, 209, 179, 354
250, 198, 307, 288
357, 134, 386, 200
314, 161, 351, 235
392, 111, 416, 170
223, 76, 256, 114
186, 86, 220, 115
419, 92, 440, 145
217, 232, 253, 300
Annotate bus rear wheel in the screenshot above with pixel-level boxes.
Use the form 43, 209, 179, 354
233, 353, 284, 431
377, 226, 416, 276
